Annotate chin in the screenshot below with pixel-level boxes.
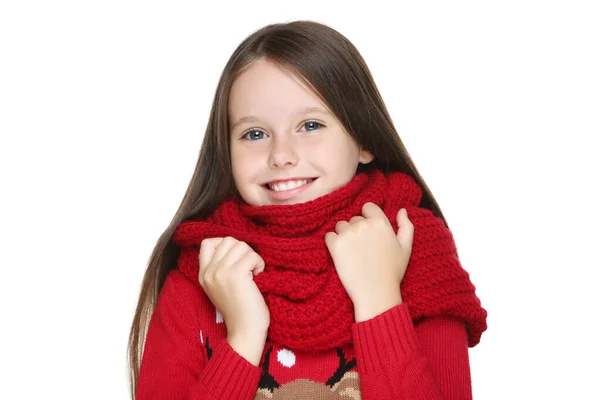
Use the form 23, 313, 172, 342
279, 197, 309, 205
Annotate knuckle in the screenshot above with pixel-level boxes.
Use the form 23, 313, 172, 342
365, 202, 377, 211
374, 215, 387, 225
201, 272, 212, 287
351, 222, 364, 233
238, 241, 251, 251
213, 267, 227, 283
201, 237, 222, 250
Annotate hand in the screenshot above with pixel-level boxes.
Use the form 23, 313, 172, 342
324, 202, 414, 322
199, 236, 269, 365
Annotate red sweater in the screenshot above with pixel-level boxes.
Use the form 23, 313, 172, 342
136, 269, 473, 399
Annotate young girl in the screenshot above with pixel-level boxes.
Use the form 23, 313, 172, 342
128, 20, 487, 400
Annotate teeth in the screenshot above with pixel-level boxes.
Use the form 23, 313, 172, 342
269, 179, 310, 192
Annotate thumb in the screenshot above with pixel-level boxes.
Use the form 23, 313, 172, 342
199, 238, 223, 271
252, 254, 266, 276
396, 208, 414, 248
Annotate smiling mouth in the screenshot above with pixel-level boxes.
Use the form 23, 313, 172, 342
265, 178, 316, 192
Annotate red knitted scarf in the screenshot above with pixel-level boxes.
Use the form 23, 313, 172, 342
172, 169, 487, 352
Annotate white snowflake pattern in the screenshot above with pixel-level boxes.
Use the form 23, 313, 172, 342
277, 348, 296, 368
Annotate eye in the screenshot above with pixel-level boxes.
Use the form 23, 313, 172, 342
300, 120, 324, 132
241, 129, 267, 141
240, 120, 323, 141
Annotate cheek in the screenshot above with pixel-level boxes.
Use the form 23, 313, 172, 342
231, 146, 263, 182
306, 136, 339, 158
230, 148, 246, 183
231, 163, 244, 186
311, 135, 360, 167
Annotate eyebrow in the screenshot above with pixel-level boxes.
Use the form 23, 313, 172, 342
230, 106, 330, 131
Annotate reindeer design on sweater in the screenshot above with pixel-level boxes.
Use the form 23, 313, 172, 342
254, 346, 362, 399
202, 329, 362, 399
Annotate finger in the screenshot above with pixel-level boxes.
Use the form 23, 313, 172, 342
335, 220, 350, 234
212, 236, 239, 263
324, 231, 337, 248
203, 237, 240, 284
218, 240, 254, 270
361, 202, 385, 220
231, 251, 266, 276
252, 254, 266, 276
199, 238, 223, 284
362, 202, 394, 233
396, 208, 415, 248
348, 215, 365, 224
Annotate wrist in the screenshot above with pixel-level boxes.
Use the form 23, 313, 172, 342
227, 330, 267, 367
354, 291, 403, 322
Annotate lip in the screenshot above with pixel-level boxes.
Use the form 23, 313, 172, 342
263, 178, 316, 201
264, 177, 315, 186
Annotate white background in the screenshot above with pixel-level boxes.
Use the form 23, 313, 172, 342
1, 1, 599, 399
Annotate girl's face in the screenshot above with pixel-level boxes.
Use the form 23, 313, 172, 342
228, 60, 374, 206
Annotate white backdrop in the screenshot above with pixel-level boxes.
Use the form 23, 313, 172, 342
1, 1, 599, 399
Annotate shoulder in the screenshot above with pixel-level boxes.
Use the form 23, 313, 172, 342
159, 268, 207, 321
164, 267, 199, 293
162, 268, 226, 335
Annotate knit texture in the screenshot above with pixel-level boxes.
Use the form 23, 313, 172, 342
172, 169, 487, 352
136, 268, 474, 399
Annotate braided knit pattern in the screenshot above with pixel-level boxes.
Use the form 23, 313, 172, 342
172, 169, 487, 352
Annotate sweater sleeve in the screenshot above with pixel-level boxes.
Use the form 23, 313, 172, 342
136, 269, 262, 400
351, 302, 472, 400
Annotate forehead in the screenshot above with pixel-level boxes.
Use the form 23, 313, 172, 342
228, 60, 327, 122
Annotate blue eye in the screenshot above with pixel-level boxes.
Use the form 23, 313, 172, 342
241, 121, 323, 141
242, 129, 266, 141
301, 121, 323, 131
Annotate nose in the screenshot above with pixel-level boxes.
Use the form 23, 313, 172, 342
269, 135, 298, 168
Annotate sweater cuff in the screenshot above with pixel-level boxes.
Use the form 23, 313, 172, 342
197, 338, 262, 400
351, 302, 419, 373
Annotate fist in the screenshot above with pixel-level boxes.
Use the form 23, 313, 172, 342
324, 203, 414, 321
198, 237, 270, 337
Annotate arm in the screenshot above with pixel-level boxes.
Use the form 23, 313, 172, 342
352, 303, 472, 400
136, 269, 262, 400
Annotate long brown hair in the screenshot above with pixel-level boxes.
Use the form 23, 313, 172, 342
127, 19, 450, 399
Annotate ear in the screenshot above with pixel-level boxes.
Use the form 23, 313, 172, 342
358, 147, 375, 164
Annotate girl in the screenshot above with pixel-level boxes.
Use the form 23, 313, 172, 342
128, 20, 487, 400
